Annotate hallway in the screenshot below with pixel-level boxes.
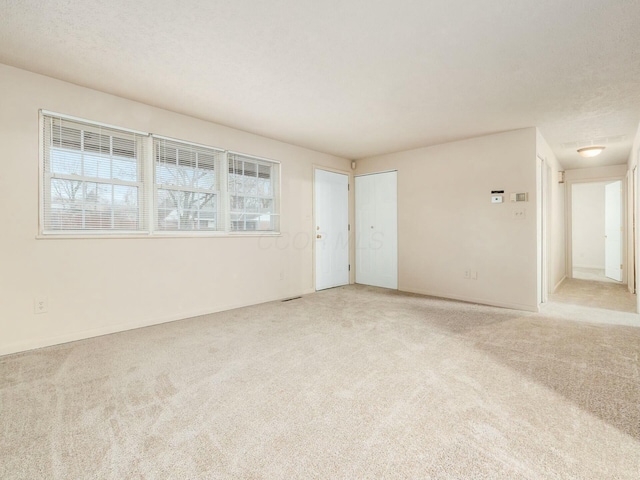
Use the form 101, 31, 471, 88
550, 278, 636, 313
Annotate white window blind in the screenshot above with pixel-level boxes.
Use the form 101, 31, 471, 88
154, 136, 225, 232
228, 152, 280, 232
41, 113, 148, 233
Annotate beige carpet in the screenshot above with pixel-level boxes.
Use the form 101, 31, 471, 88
572, 267, 620, 284
550, 277, 637, 313
1, 285, 639, 479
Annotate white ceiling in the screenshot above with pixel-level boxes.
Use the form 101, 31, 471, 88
1, 0, 639, 168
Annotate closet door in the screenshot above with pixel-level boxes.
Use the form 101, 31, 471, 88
355, 171, 397, 289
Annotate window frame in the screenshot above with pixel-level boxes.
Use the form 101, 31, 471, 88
38, 111, 282, 238
152, 134, 227, 235
39, 111, 149, 236
227, 150, 281, 234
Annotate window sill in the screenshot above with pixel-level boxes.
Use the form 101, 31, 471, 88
36, 231, 282, 240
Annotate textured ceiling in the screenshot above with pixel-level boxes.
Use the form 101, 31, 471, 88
1, 0, 639, 168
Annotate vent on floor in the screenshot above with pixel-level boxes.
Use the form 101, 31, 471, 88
281, 296, 302, 302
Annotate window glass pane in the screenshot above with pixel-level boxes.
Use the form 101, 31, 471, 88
156, 189, 218, 231
244, 176, 257, 195
112, 156, 138, 182
230, 174, 244, 194
244, 196, 259, 212
50, 148, 82, 176
114, 185, 138, 207
51, 178, 83, 203
195, 169, 215, 190
260, 198, 273, 212
83, 153, 111, 179
258, 178, 272, 196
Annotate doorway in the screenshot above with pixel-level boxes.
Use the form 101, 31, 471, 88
314, 169, 349, 291
571, 180, 623, 283
550, 177, 636, 314
355, 171, 398, 289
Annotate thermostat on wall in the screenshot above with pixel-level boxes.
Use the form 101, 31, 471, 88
510, 192, 528, 202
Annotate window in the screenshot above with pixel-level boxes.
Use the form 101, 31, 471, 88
40, 111, 281, 236
228, 152, 280, 232
41, 113, 147, 233
154, 137, 225, 232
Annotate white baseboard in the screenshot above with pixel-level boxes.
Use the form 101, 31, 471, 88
0, 291, 312, 357
573, 264, 605, 270
553, 276, 567, 293
398, 287, 538, 313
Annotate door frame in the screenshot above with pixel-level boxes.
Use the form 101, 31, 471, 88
630, 166, 637, 293
604, 180, 624, 281
537, 155, 551, 305
565, 175, 627, 283
312, 165, 354, 291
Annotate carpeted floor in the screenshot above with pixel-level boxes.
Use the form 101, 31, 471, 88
1, 285, 639, 479
572, 267, 620, 284
550, 277, 637, 313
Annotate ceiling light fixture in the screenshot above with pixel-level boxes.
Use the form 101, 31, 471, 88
577, 146, 605, 158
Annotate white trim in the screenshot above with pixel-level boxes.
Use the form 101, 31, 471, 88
36, 232, 282, 240
156, 184, 220, 195
40, 109, 149, 136
0, 291, 308, 357
354, 169, 398, 178
228, 150, 281, 165
221, 151, 230, 232
38, 112, 45, 235
398, 286, 539, 313
49, 172, 142, 189
553, 275, 566, 293
151, 133, 225, 153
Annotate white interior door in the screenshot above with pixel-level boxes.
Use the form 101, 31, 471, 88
315, 169, 349, 290
355, 171, 398, 289
605, 180, 622, 281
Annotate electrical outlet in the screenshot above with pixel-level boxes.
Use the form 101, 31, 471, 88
34, 297, 48, 314
464, 270, 470, 279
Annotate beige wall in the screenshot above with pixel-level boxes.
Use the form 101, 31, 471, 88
565, 165, 627, 182
0, 64, 350, 355
355, 128, 539, 311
